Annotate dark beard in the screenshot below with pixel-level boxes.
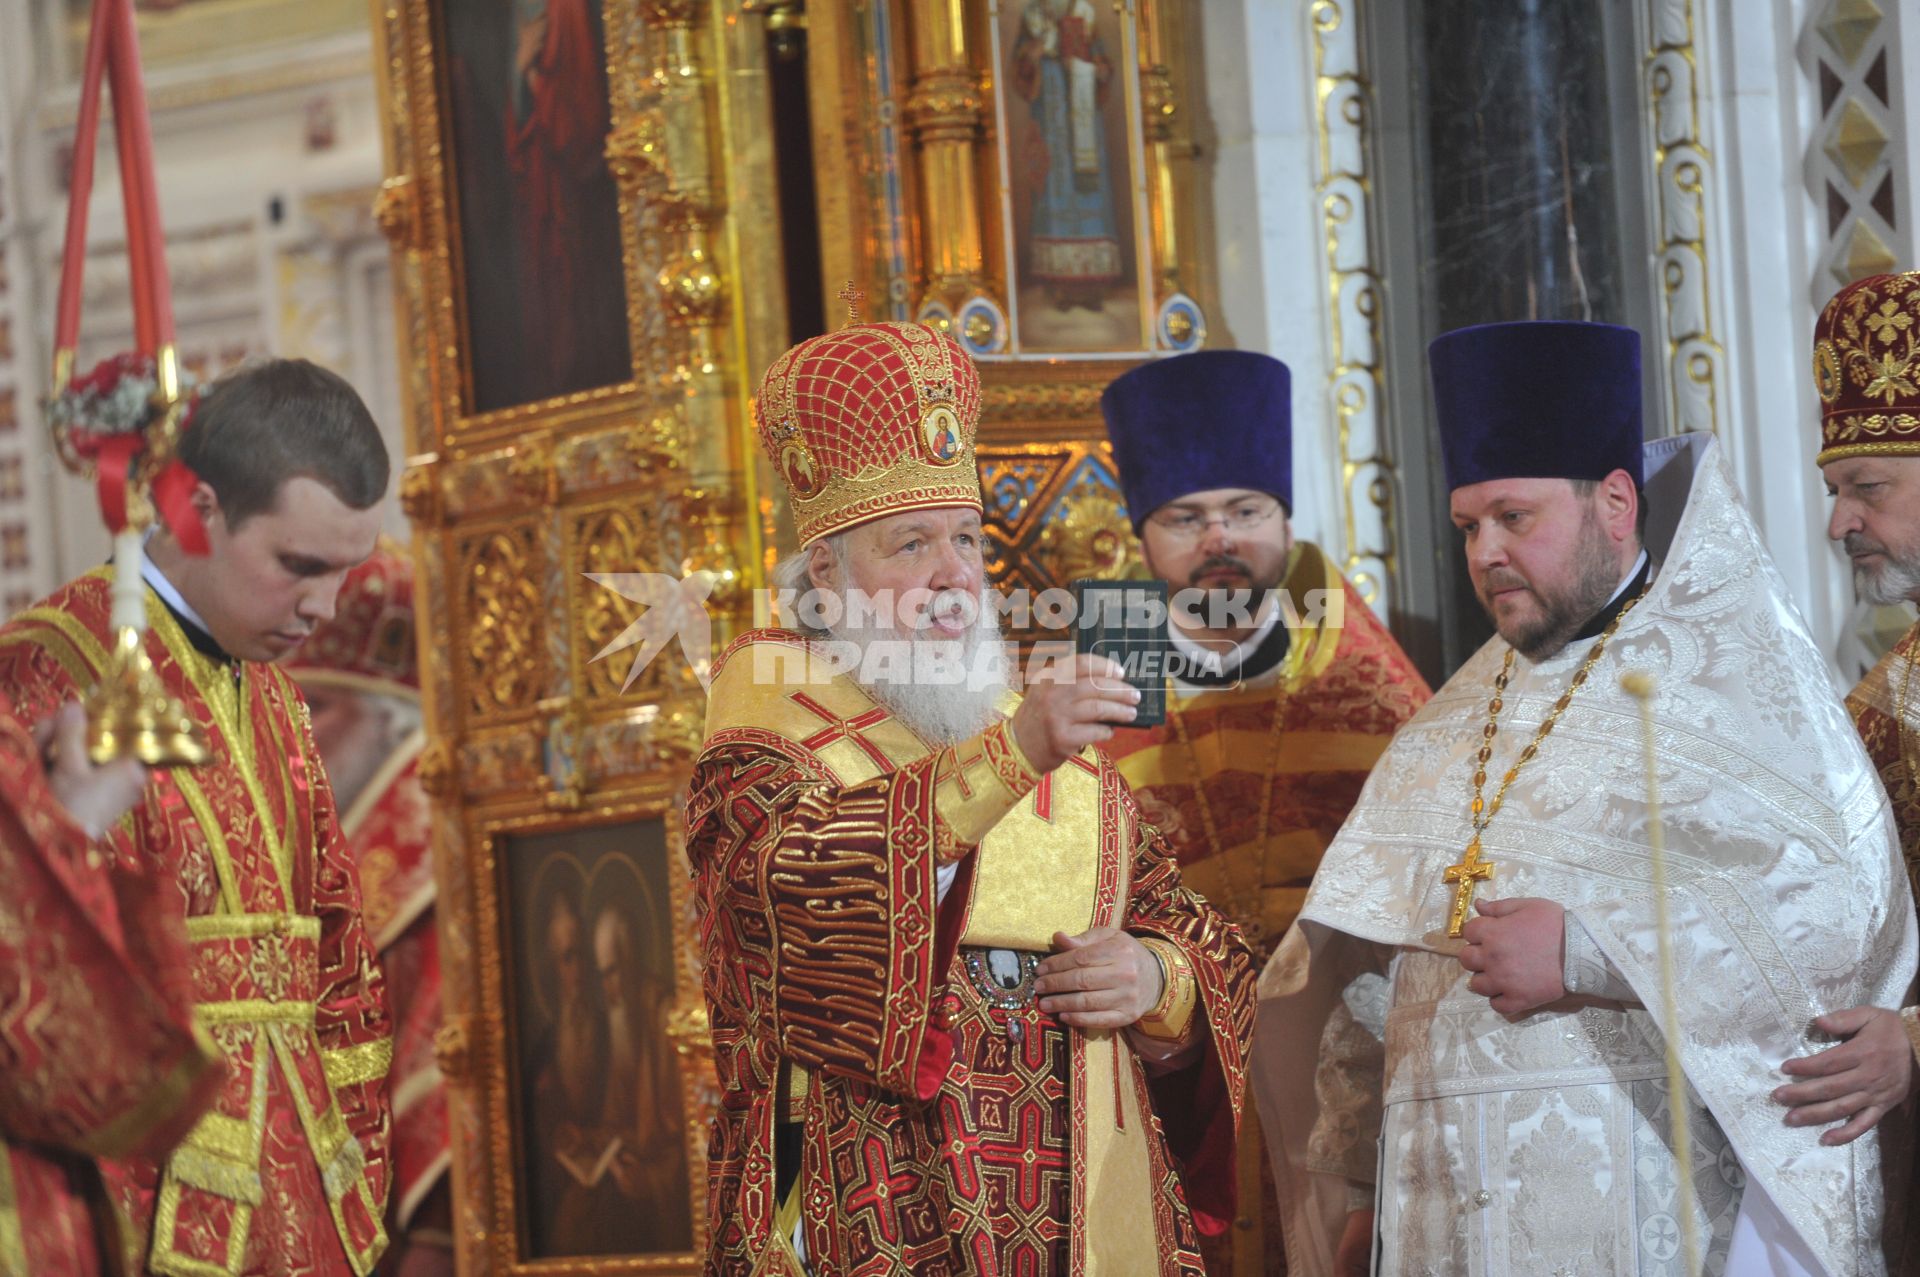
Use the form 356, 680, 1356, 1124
1186, 553, 1285, 594
1179, 555, 1289, 635
1484, 514, 1627, 662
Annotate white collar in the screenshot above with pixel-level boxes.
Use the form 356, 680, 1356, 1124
1167, 595, 1283, 672
140, 542, 214, 635
1608, 549, 1651, 607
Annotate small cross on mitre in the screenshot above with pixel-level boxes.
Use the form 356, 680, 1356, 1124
838, 280, 866, 327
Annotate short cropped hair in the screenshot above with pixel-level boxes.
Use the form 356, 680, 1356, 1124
179, 358, 390, 527
1569, 476, 1648, 540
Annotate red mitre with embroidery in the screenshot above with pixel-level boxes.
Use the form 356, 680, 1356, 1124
754, 321, 982, 545
284, 543, 418, 695
1813, 270, 1920, 465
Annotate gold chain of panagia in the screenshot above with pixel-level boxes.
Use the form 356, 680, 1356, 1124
1169, 690, 1285, 952
1470, 585, 1649, 841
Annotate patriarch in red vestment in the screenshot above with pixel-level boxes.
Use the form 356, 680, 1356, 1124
686, 320, 1258, 1276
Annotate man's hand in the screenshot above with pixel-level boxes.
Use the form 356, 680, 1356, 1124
38, 704, 147, 841
1335, 1208, 1373, 1276
1010, 654, 1138, 774
1034, 927, 1161, 1030
1456, 896, 1566, 1016
1775, 1006, 1914, 1145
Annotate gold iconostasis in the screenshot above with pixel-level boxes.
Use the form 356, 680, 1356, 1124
371, 0, 1216, 1269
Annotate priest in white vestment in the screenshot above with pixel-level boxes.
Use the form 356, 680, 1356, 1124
1257, 320, 1916, 1277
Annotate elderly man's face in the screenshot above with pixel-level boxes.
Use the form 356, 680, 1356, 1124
1449, 471, 1638, 661
1825, 455, 1920, 606
809, 507, 986, 640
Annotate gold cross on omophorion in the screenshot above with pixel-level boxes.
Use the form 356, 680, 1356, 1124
838, 280, 866, 325
1444, 838, 1496, 938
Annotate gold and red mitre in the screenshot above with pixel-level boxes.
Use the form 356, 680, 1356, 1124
1813, 270, 1920, 465
284, 543, 418, 696
754, 321, 982, 545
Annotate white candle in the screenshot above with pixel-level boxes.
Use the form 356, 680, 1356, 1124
111, 528, 146, 633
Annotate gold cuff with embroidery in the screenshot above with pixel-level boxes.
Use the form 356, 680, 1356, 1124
1135, 936, 1198, 1042
931, 720, 1043, 859
321, 1038, 395, 1090
1901, 1006, 1920, 1067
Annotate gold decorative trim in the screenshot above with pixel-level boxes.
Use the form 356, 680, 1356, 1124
1829, 411, 1920, 439
320, 1038, 395, 1090
1818, 441, 1920, 464
371, 176, 418, 253
1643, 0, 1726, 435
902, 2, 996, 321
430, 1018, 471, 1084
184, 913, 321, 942
195, 1000, 317, 1027
981, 380, 1108, 423
1309, 0, 1396, 610
0, 1133, 28, 1276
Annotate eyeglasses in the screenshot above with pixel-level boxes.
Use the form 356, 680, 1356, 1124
1147, 497, 1283, 541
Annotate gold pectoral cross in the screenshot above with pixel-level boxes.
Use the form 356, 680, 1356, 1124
1443, 838, 1496, 938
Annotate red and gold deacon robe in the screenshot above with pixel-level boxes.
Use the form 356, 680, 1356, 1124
685, 629, 1257, 1277
0, 691, 227, 1277
0, 571, 392, 1276
1102, 542, 1429, 1277
1849, 618, 1920, 899
335, 738, 446, 1230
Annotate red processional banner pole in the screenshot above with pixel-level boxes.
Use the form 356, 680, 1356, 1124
46, 0, 208, 766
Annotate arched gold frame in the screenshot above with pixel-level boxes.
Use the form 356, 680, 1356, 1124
369, 2, 1217, 1270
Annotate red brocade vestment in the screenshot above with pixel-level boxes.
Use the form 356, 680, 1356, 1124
335, 741, 445, 1231
685, 630, 1257, 1277
0, 690, 226, 1277
0, 571, 392, 1276
1849, 619, 1920, 901
1848, 619, 1920, 1277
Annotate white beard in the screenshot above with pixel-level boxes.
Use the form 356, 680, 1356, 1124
1856, 553, 1920, 606
825, 590, 1010, 746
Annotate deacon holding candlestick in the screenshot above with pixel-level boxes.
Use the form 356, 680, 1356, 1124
0, 1, 399, 1272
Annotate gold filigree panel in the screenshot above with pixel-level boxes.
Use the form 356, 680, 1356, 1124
972, 364, 1146, 644
371, 0, 779, 1265
458, 523, 547, 719
977, 437, 1140, 646
573, 504, 668, 702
